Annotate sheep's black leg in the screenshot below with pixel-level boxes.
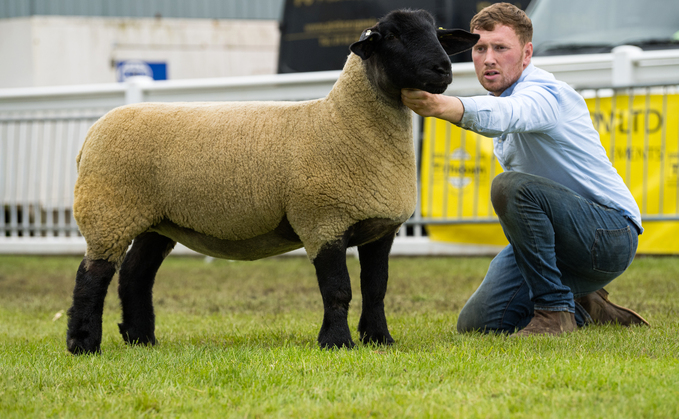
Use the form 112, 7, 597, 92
67, 258, 117, 354
357, 231, 396, 345
118, 232, 175, 346
313, 240, 355, 349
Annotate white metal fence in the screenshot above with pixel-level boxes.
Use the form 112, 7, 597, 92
0, 111, 102, 238
2, 46, 679, 255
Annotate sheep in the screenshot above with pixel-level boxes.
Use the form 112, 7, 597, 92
66, 9, 479, 354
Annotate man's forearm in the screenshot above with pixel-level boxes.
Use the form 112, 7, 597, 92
435, 95, 465, 123
400, 89, 465, 124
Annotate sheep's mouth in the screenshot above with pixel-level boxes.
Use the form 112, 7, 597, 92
422, 83, 449, 94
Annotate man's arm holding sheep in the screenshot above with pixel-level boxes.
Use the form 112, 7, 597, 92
401, 88, 465, 123
402, 86, 560, 137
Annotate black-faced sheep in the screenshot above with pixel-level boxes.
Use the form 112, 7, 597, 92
66, 9, 479, 354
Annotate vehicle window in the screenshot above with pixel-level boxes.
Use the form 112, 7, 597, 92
528, 0, 679, 55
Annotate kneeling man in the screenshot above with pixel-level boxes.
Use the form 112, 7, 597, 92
402, 3, 648, 336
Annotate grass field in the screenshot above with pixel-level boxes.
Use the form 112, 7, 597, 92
1, 254, 678, 418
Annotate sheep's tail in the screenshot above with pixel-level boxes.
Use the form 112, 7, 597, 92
75, 136, 90, 173
75, 148, 83, 173
76, 115, 101, 173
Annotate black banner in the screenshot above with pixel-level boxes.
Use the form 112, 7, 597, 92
277, 0, 529, 73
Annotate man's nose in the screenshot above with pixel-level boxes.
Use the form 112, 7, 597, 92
484, 48, 496, 65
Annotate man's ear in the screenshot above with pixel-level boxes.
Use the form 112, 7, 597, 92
349, 27, 382, 60
437, 29, 480, 56
523, 41, 534, 68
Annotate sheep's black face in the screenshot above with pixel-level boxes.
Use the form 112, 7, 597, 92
350, 9, 479, 105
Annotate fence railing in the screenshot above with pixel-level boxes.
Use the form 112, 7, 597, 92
586, 85, 679, 222
2, 47, 679, 255
1, 112, 105, 238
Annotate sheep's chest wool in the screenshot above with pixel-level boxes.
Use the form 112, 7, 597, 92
66, 8, 480, 354
284, 54, 417, 259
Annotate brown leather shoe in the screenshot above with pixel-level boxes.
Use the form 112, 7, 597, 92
511, 310, 577, 337
575, 288, 649, 326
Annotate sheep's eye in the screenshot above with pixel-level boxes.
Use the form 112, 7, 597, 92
385, 33, 397, 41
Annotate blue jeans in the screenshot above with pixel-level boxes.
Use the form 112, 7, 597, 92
457, 172, 639, 333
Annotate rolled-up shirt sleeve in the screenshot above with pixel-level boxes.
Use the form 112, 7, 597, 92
457, 83, 561, 136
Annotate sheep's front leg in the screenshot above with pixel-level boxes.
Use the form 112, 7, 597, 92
357, 231, 396, 345
313, 241, 355, 349
67, 258, 117, 354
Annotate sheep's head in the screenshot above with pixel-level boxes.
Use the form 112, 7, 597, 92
350, 9, 479, 106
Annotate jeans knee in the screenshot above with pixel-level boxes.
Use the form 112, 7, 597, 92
491, 172, 517, 217
491, 172, 539, 217
456, 302, 487, 333
456, 310, 475, 333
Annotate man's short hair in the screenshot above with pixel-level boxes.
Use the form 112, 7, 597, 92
470, 2, 533, 45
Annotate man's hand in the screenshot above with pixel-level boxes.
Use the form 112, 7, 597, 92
401, 89, 465, 124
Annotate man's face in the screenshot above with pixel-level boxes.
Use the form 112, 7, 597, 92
471, 24, 533, 96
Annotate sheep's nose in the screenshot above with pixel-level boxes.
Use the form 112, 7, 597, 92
433, 63, 451, 77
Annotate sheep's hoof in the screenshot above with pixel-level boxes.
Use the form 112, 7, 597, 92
66, 333, 101, 355
317, 317, 355, 349
317, 326, 355, 349
358, 316, 394, 345
359, 332, 395, 346
118, 323, 156, 346
319, 339, 356, 350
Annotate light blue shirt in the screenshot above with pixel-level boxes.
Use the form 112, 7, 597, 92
457, 63, 642, 232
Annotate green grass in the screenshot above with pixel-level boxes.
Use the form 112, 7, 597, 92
1, 254, 678, 418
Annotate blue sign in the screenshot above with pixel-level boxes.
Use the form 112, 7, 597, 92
116, 60, 167, 82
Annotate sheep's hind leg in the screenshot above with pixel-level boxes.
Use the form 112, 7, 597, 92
118, 232, 176, 346
313, 239, 355, 349
67, 258, 117, 354
357, 231, 396, 345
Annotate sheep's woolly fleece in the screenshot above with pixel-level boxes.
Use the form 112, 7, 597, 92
74, 53, 417, 265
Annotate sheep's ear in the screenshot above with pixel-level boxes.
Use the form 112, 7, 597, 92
350, 28, 382, 60
437, 29, 480, 56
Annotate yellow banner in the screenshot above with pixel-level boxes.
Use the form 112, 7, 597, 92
422, 93, 679, 254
